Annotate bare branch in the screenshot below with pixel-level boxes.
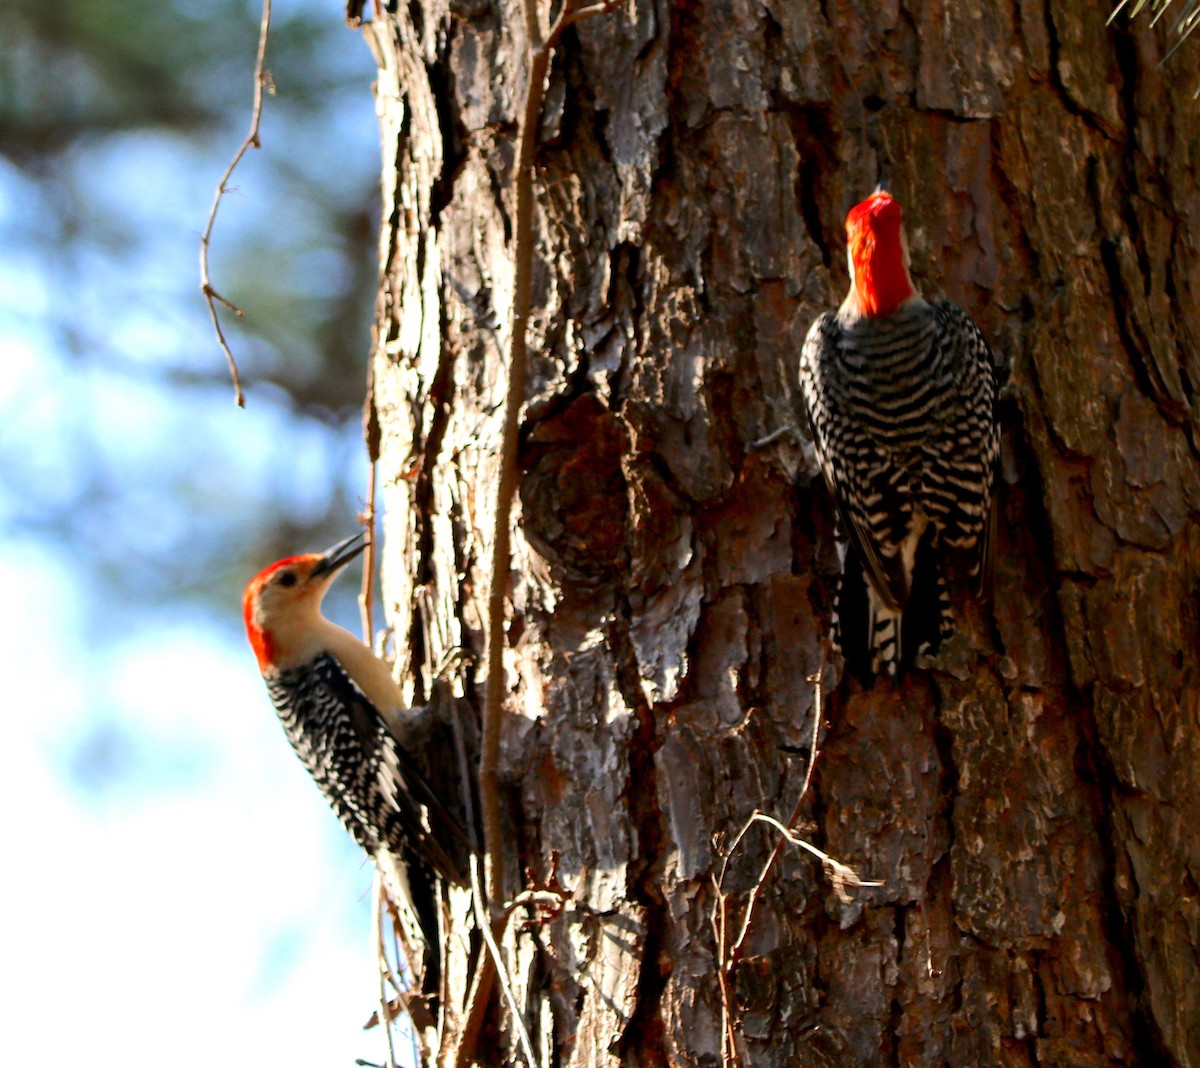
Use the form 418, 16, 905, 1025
371, 874, 400, 1068
198, 0, 273, 408
727, 674, 825, 967
480, 0, 627, 932
470, 859, 540, 1068
453, 690, 499, 1068
713, 673, 882, 1064
360, 360, 381, 642
746, 813, 883, 902
475, 0, 627, 1057
547, 0, 625, 44
358, 466, 378, 642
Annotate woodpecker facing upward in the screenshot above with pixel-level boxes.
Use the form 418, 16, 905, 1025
242, 531, 471, 992
798, 190, 1001, 677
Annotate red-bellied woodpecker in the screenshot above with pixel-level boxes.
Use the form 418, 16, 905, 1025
242, 531, 471, 994
798, 190, 1001, 677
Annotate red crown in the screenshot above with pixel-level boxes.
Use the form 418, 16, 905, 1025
846, 191, 912, 316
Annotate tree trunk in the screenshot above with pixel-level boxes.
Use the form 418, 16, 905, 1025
361, 1, 1200, 1064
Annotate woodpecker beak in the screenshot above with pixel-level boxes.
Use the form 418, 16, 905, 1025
310, 531, 368, 580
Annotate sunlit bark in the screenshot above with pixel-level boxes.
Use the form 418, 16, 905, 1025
365, 1, 1200, 1063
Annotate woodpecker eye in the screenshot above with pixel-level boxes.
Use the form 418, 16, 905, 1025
277, 570, 298, 587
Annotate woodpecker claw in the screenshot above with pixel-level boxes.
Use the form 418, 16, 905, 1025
311, 530, 368, 579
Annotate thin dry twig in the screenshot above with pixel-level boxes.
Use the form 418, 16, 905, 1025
749, 422, 797, 449
359, 358, 398, 1058
507, 854, 572, 928
475, 3, 625, 1060
479, 0, 625, 934
713, 673, 880, 1066
449, 678, 500, 1068
360, 361, 384, 645
358, 465, 378, 642
480, 0, 543, 924
368, 893, 437, 1048
470, 858, 540, 1068
746, 813, 882, 902
726, 675, 825, 967
461, 861, 573, 1061
457, 796, 566, 1068
546, 0, 625, 44
455, 925, 497, 1068
372, 873, 400, 1068
199, 0, 273, 408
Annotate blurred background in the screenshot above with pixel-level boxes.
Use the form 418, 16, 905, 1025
0, 0, 408, 1063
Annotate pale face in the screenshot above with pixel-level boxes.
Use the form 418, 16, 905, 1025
243, 555, 335, 671
249, 557, 327, 625
243, 532, 368, 673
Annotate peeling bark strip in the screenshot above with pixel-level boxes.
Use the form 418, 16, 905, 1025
365, 1, 1200, 1065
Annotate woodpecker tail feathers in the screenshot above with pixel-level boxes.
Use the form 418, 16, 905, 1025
833, 527, 955, 680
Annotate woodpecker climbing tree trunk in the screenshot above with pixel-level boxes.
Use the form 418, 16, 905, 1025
361, 1, 1200, 1064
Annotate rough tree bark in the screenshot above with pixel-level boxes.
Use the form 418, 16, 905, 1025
359, 0, 1200, 1064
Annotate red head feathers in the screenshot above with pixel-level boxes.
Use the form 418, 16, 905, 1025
242, 532, 368, 673
242, 553, 319, 670
845, 191, 915, 317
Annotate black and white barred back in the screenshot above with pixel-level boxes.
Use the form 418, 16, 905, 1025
799, 298, 1001, 675
265, 653, 468, 887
